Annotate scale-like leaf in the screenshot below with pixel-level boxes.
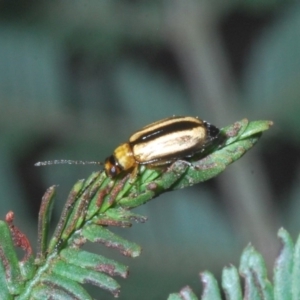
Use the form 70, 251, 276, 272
201, 271, 222, 300
274, 228, 293, 300
222, 265, 242, 300
0, 221, 24, 295
59, 248, 128, 278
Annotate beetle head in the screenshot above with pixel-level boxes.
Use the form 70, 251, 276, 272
104, 155, 122, 178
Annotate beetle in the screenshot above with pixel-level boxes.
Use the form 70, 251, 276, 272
104, 116, 220, 179
35, 116, 220, 180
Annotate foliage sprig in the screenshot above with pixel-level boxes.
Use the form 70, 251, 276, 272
0, 119, 275, 299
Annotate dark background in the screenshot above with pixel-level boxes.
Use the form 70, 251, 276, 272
1, 1, 299, 299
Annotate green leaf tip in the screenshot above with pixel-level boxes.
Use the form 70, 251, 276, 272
239, 244, 273, 300
222, 265, 242, 300
82, 224, 142, 257
200, 271, 222, 300
168, 286, 198, 300
274, 228, 293, 300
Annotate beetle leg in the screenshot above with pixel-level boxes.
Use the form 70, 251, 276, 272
129, 165, 139, 183
175, 159, 192, 167
146, 159, 176, 168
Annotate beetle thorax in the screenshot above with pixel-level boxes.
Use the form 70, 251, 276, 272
114, 143, 135, 171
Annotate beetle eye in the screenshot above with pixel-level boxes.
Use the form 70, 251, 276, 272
104, 155, 121, 178
109, 165, 120, 177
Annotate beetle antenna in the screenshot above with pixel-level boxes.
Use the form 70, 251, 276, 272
34, 160, 103, 167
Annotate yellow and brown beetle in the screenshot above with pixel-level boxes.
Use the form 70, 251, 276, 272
104, 116, 220, 179
35, 116, 220, 180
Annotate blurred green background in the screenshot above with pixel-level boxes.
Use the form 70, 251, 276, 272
1, 1, 300, 299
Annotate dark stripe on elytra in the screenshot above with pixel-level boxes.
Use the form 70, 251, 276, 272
130, 120, 203, 146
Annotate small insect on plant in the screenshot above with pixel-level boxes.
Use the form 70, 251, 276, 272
35, 116, 221, 180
